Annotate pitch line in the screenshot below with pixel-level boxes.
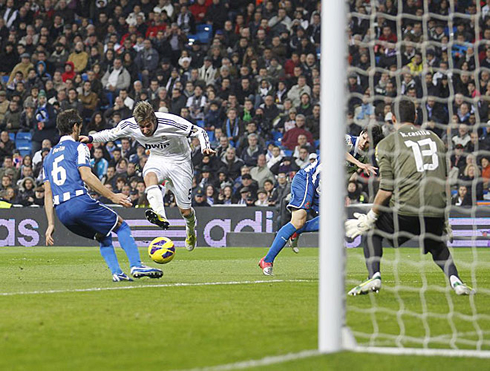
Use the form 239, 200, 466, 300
0, 279, 316, 297
177, 345, 490, 371
176, 350, 320, 371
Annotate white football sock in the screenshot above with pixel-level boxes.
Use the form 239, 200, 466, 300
146, 185, 167, 219
184, 208, 196, 231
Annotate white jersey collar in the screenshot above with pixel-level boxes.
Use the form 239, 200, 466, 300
59, 135, 76, 142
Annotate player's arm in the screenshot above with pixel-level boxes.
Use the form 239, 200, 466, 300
345, 152, 377, 176
190, 125, 216, 155
345, 142, 393, 238
79, 121, 134, 143
163, 113, 216, 155
79, 167, 132, 207
44, 180, 55, 246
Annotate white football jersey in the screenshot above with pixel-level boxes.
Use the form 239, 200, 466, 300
90, 112, 210, 162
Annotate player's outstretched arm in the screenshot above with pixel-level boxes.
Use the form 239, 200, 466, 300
191, 126, 216, 155
44, 180, 55, 246
346, 152, 377, 176
79, 167, 132, 208
79, 121, 134, 144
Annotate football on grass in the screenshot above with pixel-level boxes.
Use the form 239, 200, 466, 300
148, 237, 175, 264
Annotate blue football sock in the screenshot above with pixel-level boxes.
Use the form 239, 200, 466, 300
116, 221, 142, 268
296, 216, 319, 234
264, 222, 297, 263
99, 235, 123, 275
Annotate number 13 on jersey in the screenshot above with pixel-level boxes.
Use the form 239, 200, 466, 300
405, 138, 439, 172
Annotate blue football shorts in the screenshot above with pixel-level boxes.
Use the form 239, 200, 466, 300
287, 170, 319, 214
55, 194, 119, 240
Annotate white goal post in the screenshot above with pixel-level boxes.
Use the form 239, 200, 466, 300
319, 0, 490, 358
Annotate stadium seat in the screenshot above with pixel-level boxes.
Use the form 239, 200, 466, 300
196, 24, 212, 44
206, 130, 215, 143
272, 131, 283, 141
15, 139, 32, 155
196, 120, 205, 128
314, 139, 320, 149
2, 75, 8, 84
284, 149, 293, 157
9, 133, 15, 141
196, 24, 211, 33
16, 132, 32, 141
19, 149, 31, 157
187, 34, 197, 44
105, 92, 114, 106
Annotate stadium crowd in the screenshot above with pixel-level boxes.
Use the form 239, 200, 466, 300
0, 0, 321, 228
346, 0, 490, 207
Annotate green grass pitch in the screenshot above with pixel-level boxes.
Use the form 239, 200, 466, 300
0, 246, 489, 370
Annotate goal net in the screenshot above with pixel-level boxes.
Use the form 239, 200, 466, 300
323, 0, 490, 357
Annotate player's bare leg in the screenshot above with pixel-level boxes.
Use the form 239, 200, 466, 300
180, 207, 196, 251
144, 172, 169, 230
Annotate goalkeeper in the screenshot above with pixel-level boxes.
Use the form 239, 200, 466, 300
345, 99, 473, 296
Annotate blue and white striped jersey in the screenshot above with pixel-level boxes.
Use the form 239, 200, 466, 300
345, 134, 365, 160
91, 111, 211, 162
303, 159, 321, 195
43, 136, 90, 206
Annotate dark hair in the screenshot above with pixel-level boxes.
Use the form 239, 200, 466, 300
57, 109, 82, 136
392, 99, 416, 124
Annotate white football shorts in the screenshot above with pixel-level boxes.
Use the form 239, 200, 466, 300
143, 155, 193, 209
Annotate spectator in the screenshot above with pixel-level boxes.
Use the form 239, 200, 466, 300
79, 81, 99, 118
61, 61, 76, 83
281, 114, 314, 150
1, 100, 21, 133
223, 108, 244, 146
295, 146, 311, 169
32, 90, 57, 155
0, 156, 20, 183
68, 41, 89, 74
61, 88, 83, 113
241, 133, 264, 167
0, 131, 14, 163
251, 154, 275, 188
187, 85, 207, 121
15, 176, 35, 207
102, 58, 131, 95
91, 147, 109, 180
221, 147, 244, 180
306, 103, 320, 140
198, 57, 217, 86
192, 187, 209, 207
0, 91, 10, 124
452, 185, 472, 206
287, 75, 311, 107
135, 39, 159, 87
8, 53, 33, 86
452, 124, 471, 149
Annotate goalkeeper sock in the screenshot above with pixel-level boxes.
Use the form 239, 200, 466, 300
183, 207, 196, 231
364, 234, 383, 278
264, 222, 297, 263
296, 216, 319, 234
146, 185, 167, 218
99, 235, 123, 275
116, 221, 142, 268
430, 244, 459, 278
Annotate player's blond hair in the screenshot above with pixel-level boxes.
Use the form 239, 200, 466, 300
133, 101, 155, 124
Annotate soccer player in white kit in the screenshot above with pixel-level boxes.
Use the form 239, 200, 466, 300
80, 101, 215, 251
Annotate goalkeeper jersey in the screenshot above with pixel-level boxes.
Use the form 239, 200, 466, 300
375, 125, 447, 217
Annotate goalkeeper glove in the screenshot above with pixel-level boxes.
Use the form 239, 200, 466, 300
444, 219, 454, 243
345, 210, 378, 238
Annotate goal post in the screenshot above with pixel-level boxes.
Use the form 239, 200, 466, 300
319, 0, 490, 358
319, 0, 347, 353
